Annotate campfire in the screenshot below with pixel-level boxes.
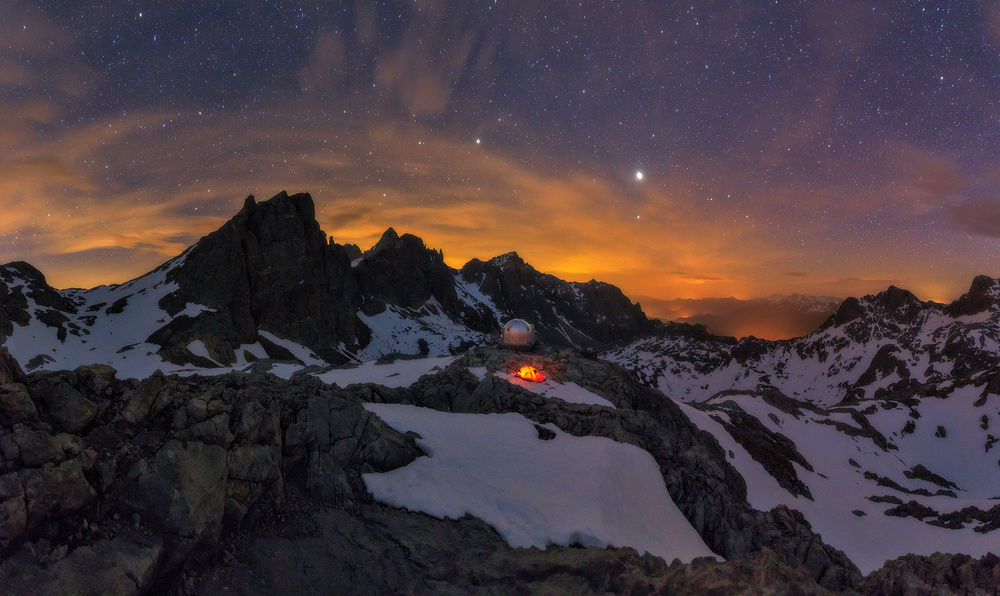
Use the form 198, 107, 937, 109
514, 365, 546, 382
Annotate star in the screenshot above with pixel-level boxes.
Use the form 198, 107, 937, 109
635, 171, 644, 181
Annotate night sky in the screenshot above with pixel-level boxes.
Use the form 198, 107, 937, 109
5, 1, 1000, 303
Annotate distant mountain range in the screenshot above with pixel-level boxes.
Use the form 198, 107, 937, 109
636, 294, 843, 340
0, 191, 652, 377
606, 281, 1000, 572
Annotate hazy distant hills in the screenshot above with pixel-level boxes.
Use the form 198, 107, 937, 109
636, 294, 843, 340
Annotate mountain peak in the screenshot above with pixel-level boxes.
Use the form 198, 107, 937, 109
945, 275, 1000, 317
3, 261, 49, 288
488, 251, 529, 269
151, 189, 359, 365
876, 285, 922, 311
821, 285, 924, 330
367, 227, 401, 256
1, 189, 656, 370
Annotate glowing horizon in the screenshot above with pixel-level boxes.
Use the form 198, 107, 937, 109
4, 3, 1000, 307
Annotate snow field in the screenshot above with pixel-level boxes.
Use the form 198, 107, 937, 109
680, 392, 1000, 573
362, 403, 719, 564
313, 356, 455, 387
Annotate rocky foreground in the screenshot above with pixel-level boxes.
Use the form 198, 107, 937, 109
1, 346, 998, 595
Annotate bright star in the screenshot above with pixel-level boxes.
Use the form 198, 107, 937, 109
635, 171, 643, 181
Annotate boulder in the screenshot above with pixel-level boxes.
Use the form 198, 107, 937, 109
0, 533, 164, 596
0, 349, 24, 384
0, 384, 39, 428
858, 552, 1000, 595
26, 377, 100, 434
116, 439, 227, 564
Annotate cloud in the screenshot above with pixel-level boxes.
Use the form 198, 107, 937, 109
782, 272, 808, 277
981, 2, 1000, 50
890, 146, 966, 212
2, 3, 978, 301
0, 3, 96, 107
671, 272, 728, 282
943, 195, 1000, 238
323, 211, 368, 233
0, 95, 793, 297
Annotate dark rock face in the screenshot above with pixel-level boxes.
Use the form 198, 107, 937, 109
709, 401, 815, 500
198, 507, 842, 596
821, 286, 932, 342
132, 191, 656, 367
461, 252, 653, 348
945, 274, 1000, 317
154, 192, 364, 365
353, 229, 495, 332
0, 348, 24, 385
0, 366, 422, 595
0, 267, 32, 344
857, 552, 1000, 595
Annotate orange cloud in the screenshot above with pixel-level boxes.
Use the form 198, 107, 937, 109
0, 97, 984, 305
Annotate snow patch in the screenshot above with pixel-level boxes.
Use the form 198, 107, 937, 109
363, 404, 718, 564
315, 357, 455, 388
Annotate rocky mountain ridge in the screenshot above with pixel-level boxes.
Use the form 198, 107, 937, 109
0, 344, 862, 594
3, 190, 1000, 593
605, 278, 1000, 574
0, 191, 655, 377
609, 277, 1000, 405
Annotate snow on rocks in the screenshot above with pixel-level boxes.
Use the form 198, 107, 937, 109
313, 356, 455, 388
680, 387, 1000, 574
362, 403, 717, 563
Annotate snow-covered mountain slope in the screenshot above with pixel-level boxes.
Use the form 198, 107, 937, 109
351, 347, 862, 590
679, 388, 1000, 573
0, 256, 220, 379
605, 280, 1000, 572
606, 282, 1000, 406
0, 191, 654, 377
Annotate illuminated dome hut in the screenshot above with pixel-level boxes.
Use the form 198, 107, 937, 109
500, 319, 536, 349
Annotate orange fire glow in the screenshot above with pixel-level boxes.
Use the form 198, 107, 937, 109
514, 365, 545, 382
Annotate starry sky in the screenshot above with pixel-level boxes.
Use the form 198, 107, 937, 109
5, 1, 1000, 304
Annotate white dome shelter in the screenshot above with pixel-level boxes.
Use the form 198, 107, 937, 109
500, 319, 536, 349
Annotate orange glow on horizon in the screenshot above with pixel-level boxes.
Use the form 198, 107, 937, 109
0, 107, 988, 306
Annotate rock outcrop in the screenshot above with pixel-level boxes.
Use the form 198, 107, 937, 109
0, 347, 868, 594
857, 552, 1000, 595
3, 191, 659, 372
152, 192, 365, 365
9, 345, 1000, 593
395, 347, 863, 591
0, 365, 422, 594
461, 252, 653, 348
